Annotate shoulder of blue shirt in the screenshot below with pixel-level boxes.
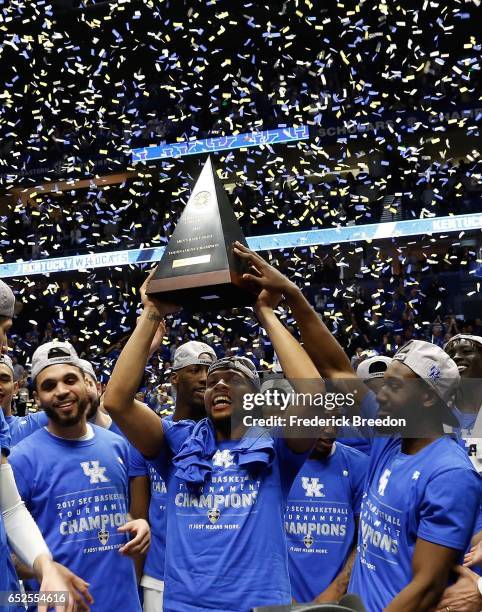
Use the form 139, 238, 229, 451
369, 433, 481, 481
335, 440, 370, 461
9, 422, 130, 457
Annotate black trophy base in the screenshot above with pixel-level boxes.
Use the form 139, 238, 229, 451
158, 284, 255, 312
147, 270, 257, 312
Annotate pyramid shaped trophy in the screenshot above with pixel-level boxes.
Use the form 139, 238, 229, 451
146, 157, 257, 311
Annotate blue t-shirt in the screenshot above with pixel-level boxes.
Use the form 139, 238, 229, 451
106, 417, 146, 481
449, 405, 482, 573
337, 391, 379, 455
337, 431, 372, 456
349, 436, 480, 611
8, 425, 141, 612
286, 442, 368, 602
0, 409, 11, 455
130, 450, 168, 581
5, 411, 48, 447
156, 421, 308, 612
107, 418, 125, 439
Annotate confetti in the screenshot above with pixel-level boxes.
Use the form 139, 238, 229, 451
0, 0, 479, 381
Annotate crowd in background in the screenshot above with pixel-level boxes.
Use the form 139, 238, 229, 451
0, 0, 480, 179
2, 153, 480, 265
5, 237, 480, 415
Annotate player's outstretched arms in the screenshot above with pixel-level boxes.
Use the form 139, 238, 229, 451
104, 271, 180, 457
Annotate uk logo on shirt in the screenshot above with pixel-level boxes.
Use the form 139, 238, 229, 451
212, 449, 235, 468
301, 477, 324, 497
80, 461, 110, 484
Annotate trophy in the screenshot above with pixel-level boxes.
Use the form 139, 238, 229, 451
147, 157, 257, 311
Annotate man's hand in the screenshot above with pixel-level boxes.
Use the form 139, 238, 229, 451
140, 270, 181, 317
233, 241, 297, 298
464, 541, 482, 568
435, 565, 482, 612
34, 555, 93, 612
118, 519, 151, 556
254, 288, 283, 317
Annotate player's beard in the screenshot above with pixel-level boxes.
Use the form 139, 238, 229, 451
86, 394, 100, 420
43, 396, 89, 428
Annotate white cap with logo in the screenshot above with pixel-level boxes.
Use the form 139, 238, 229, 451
393, 339, 460, 406
357, 356, 393, 380
172, 341, 217, 371
31, 341, 82, 382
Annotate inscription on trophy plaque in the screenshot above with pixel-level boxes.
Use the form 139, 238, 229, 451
147, 157, 256, 311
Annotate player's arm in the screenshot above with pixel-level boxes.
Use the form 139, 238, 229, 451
129, 475, 151, 582
130, 475, 150, 521
256, 298, 324, 452
103, 272, 180, 458
435, 565, 482, 612
313, 518, 359, 603
283, 283, 369, 401
13, 554, 36, 579
234, 242, 368, 404
234, 242, 352, 375
285, 284, 353, 378
238, 247, 325, 453
1, 455, 93, 611
385, 539, 459, 612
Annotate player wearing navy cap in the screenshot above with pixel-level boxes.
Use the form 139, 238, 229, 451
129, 339, 217, 612
104, 265, 325, 611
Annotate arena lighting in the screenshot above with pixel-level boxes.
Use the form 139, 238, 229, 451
131, 125, 310, 163
0, 213, 480, 279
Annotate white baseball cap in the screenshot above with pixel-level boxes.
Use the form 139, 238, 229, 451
0, 354, 14, 378
357, 356, 393, 380
79, 359, 97, 383
31, 341, 82, 382
393, 340, 460, 409
172, 341, 217, 371
0, 280, 15, 318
